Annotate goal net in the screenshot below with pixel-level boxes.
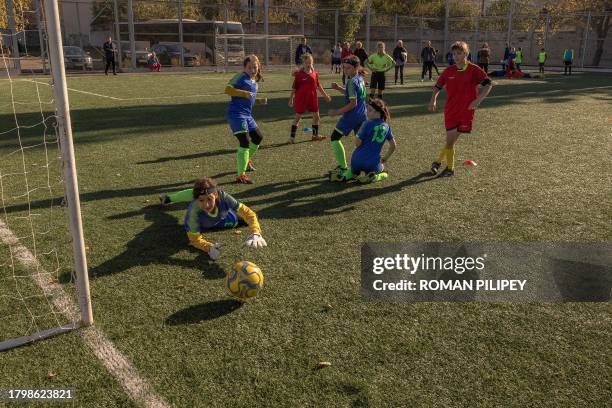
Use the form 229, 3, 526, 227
0, 0, 92, 351
214, 34, 305, 71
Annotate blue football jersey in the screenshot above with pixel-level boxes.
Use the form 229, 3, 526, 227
344, 74, 367, 119
184, 190, 241, 233
227, 72, 257, 117
352, 119, 394, 163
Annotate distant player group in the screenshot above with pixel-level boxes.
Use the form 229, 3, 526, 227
161, 40, 493, 260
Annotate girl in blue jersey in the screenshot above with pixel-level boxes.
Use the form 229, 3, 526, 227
160, 177, 267, 260
331, 98, 396, 183
225, 55, 267, 184
327, 55, 368, 177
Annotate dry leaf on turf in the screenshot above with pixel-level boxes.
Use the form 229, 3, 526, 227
315, 361, 332, 370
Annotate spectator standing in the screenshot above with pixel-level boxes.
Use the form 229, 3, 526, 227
538, 48, 547, 74
563, 48, 574, 75
341, 42, 353, 84
477, 43, 490, 73
103, 36, 117, 75
502, 43, 510, 70
353, 41, 369, 66
421, 41, 436, 81
294, 37, 312, 67
331, 42, 342, 73
514, 47, 523, 71
392, 40, 408, 85
446, 50, 455, 66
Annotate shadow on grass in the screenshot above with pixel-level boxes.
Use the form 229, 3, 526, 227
232, 171, 438, 219
82, 204, 222, 280
2, 76, 610, 150
164, 299, 243, 325
137, 139, 310, 164
0, 172, 232, 215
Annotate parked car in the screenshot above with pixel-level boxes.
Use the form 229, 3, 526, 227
150, 43, 199, 67
119, 41, 152, 67
63, 46, 93, 70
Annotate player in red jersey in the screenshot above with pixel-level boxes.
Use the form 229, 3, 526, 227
288, 53, 332, 143
428, 41, 493, 177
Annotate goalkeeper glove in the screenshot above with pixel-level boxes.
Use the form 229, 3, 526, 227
244, 234, 267, 249
207, 243, 224, 260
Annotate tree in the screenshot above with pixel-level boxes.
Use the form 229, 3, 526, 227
542, 0, 612, 66
318, 0, 367, 42
1, 0, 35, 31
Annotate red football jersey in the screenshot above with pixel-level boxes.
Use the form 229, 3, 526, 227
435, 63, 489, 116
293, 69, 320, 100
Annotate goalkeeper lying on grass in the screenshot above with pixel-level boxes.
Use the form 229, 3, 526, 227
159, 177, 267, 260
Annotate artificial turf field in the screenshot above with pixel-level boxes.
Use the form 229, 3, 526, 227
1, 67, 611, 407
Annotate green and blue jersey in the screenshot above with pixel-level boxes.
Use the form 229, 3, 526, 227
351, 118, 394, 172
184, 191, 241, 233
227, 72, 257, 118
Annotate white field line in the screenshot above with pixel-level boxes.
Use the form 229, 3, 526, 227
26, 79, 221, 101
0, 219, 171, 408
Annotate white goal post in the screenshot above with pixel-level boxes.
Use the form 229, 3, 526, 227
0, 0, 92, 352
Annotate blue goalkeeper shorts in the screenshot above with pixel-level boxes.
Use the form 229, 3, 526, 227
228, 115, 258, 134
335, 113, 366, 136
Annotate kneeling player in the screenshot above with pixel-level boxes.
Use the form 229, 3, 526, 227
160, 177, 267, 260
428, 41, 492, 177
331, 99, 396, 183
327, 55, 368, 176
289, 54, 331, 143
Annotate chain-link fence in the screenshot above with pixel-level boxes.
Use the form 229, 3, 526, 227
2, 0, 611, 72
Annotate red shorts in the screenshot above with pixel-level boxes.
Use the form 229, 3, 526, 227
445, 109, 475, 133
294, 96, 318, 114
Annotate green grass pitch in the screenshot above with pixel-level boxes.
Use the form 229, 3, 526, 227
0, 68, 611, 407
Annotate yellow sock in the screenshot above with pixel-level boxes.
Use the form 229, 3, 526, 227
437, 148, 446, 163
446, 146, 456, 171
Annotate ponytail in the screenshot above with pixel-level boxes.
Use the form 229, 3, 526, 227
369, 98, 390, 121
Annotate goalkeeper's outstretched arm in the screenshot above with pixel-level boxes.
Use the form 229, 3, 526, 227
237, 203, 261, 235
237, 204, 267, 249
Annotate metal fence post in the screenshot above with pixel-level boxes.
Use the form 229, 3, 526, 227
300, 9, 305, 35
178, 0, 184, 68
264, 0, 269, 66
223, 1, 229, 72
543, 13, 550, 52
334, 9, 339, 45
507, 0, 514, 45
394, 14, 398, 43
113, 0, 122, 70
581, 11, 591, 68
365, 0, 371, 51
419, 16, 423, 61
127, 0, 135, 69
35, 0, 47, 74
5, 0, 21, 72
443, 0, 449, 57
76, 1, 84, 51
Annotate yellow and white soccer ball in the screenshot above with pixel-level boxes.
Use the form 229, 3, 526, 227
226, 261, 264, 299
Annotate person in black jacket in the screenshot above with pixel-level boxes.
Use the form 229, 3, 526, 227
353, 41, 368, 66
103, 36, 117, 75
294, 37, 312, 67
392, 40, 407, 85
420, 41, 436, 81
